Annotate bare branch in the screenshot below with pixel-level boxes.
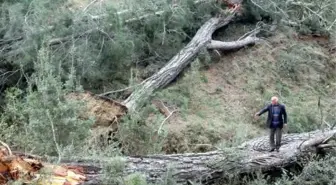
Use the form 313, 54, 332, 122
322, 133, 336, 144
207, 36, 260, 50
331, 121, 336, 130
327, 19, 336, 30
46, 110, 62, 163
98, 81, 146, 96
83, 0, 99, 12
157, 110, 177, 135
317, 143, 336, 148
0, 140, 12, 156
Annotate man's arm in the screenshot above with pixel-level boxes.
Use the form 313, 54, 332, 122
282, 105, 287, 124
255, 105, 269, 116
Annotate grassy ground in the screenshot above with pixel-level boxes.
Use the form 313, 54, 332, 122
158, 29, 336, 154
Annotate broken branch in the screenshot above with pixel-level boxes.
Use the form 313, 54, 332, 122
207, 36, 260, 50
317, 143, 336, 148
157, 110, 177, 135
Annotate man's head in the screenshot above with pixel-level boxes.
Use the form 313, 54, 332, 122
271, 96, 279, 105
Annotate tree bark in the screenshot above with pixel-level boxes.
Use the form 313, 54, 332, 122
122, 13, 261, 111
63, 128, 336, 185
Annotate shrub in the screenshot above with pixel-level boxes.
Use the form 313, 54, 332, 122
247, 0, 336, 36
117, 104, 168, 155
293, 155, 336, 185
0, 0, 220, 97
0, 47, 93, 157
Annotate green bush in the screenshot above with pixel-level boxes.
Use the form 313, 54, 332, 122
244, 154, 336, 185
276, 43, 331, 84
0, 0, 220, 96
101, 157, 126, 184
247, 0, 336, 36
292, 155, 336, 185
0, 47, 93, 157
117, 104, 168, 155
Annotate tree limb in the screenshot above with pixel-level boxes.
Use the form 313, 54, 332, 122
207, 36, 260, 50
83, 0, 99, 12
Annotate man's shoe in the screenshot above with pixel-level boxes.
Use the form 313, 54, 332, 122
276, 148, 279, 152
268, 148, 275, 152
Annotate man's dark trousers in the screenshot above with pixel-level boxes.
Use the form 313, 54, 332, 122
270, 127, 282, 150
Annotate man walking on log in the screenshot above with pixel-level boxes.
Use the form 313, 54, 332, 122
255, 96, 287, 152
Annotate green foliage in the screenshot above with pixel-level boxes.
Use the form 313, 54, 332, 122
208, 148, 246, 172
158, 166, 178, 185
246, 0, 336, 35
154, 59, 203, 112
245, 155, 336, 185
0, 47, 93, 156
0, 0, 219, 95
276, 43, 331, 84
101, 157, 180, 185
101, 157, 126, 185
117, 104, 168, 155
123, 174, 148, 185
124, 173, 148, 185
273, 42, 335, 132
292, 155, 336, 185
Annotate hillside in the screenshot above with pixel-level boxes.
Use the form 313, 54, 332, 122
0, 0, 335, 184
157, 31, 335, 154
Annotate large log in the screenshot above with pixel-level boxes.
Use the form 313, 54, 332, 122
63, 128, 336, 184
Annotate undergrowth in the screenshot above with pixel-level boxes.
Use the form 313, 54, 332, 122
0, 47, 94, 157
245, 154, 336, 185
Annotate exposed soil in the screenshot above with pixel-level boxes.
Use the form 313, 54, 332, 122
65, 91, 127, 128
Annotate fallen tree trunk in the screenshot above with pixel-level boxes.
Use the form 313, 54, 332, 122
63, 128, 336, 184
122, 12, 260, 111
